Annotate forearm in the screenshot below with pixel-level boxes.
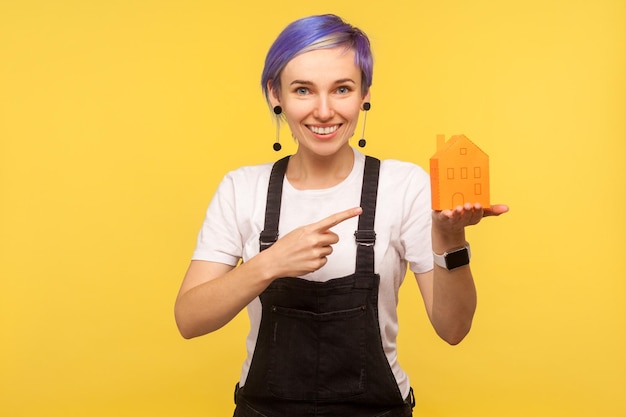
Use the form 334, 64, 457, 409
422, 203, 507, 344
174, 255, 275, 339
175, 207, 363, 339
430, 226, 477, 345
431, 266, 476, 344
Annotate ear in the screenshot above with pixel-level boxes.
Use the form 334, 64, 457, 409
361, 89, 371, 108
267, 80, 281, 108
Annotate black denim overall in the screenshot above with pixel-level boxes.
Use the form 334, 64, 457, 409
233, 156, 414, 417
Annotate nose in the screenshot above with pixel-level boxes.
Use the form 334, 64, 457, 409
313, 95, 335, 121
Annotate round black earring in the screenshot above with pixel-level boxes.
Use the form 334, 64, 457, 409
358, 102, 371, 148
273, 106, 282, 151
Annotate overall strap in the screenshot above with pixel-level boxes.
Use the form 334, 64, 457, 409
259, 154, 381, 276
354, 156, 380, 275
259, 156, 290, 252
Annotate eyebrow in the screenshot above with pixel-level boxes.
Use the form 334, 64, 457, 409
290, 78, 357, 86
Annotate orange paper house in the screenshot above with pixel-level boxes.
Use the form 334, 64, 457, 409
430, 134, 490, 210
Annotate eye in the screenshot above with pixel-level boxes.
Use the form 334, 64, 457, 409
337, 86, 350, 94
295, 87, 309, 95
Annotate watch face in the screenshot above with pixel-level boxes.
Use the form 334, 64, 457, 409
445, 248, 470, 269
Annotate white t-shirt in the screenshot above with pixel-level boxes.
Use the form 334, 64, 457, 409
192, 148, 433, 398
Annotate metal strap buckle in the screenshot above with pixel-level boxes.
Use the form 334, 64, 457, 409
354, 230, 376, 246
259, 230, 278, 248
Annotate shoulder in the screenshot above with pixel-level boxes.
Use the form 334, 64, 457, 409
378, 157, 430, 188
375, 157, 432, 216
220, 160, 276, 189
356, 149, 427, 181
209, 160, 278, 209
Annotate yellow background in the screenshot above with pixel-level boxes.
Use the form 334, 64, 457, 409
1, 0, 624, 416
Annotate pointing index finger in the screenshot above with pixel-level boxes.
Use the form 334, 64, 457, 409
314, 207, 363, 232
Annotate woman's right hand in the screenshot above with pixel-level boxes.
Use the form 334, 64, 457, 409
263, 206, 362, 279
175, 206, 362, 338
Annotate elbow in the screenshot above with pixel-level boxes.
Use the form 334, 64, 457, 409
176, 318, 208, 340
440, 326, 471, 346
175, 315, 196, 340
174, 304, 202, 340
174, 304, 221, 339
177, 324, 197, 340
177, 320, 221, 339
430, 298, 477, 345
434, 317, 474, 346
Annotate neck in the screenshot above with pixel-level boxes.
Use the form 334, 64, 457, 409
286, 145, 355, 190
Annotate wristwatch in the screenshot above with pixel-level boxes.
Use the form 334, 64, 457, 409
433, 243, 471, 270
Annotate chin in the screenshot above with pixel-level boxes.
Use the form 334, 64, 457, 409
307, 141, 351, 156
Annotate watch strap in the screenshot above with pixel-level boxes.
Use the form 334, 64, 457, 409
433, 243, 471, 270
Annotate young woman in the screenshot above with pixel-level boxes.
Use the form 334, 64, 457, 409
175, 14, 508, 417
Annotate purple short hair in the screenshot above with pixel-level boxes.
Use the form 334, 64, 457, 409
261, 14, 373, 104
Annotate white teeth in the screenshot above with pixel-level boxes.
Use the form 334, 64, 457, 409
309, 125, 339, 135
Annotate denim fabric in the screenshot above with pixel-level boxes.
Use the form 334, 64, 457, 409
233, 260, 410, 415
232, 156, 413, 417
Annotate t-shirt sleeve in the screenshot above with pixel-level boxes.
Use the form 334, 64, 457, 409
191, 172, 242, 266
400, 165, 434, 274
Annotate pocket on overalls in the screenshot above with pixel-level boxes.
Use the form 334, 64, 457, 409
268, 304, 367, 401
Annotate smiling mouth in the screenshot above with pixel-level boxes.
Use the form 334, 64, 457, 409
308, 125, 340, 135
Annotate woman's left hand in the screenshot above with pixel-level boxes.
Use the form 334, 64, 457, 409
422, 202, 508, 344
433, 202, 509, 234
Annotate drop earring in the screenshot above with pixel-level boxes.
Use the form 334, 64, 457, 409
273, 105, 282, 151
358, 102, 371, 148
